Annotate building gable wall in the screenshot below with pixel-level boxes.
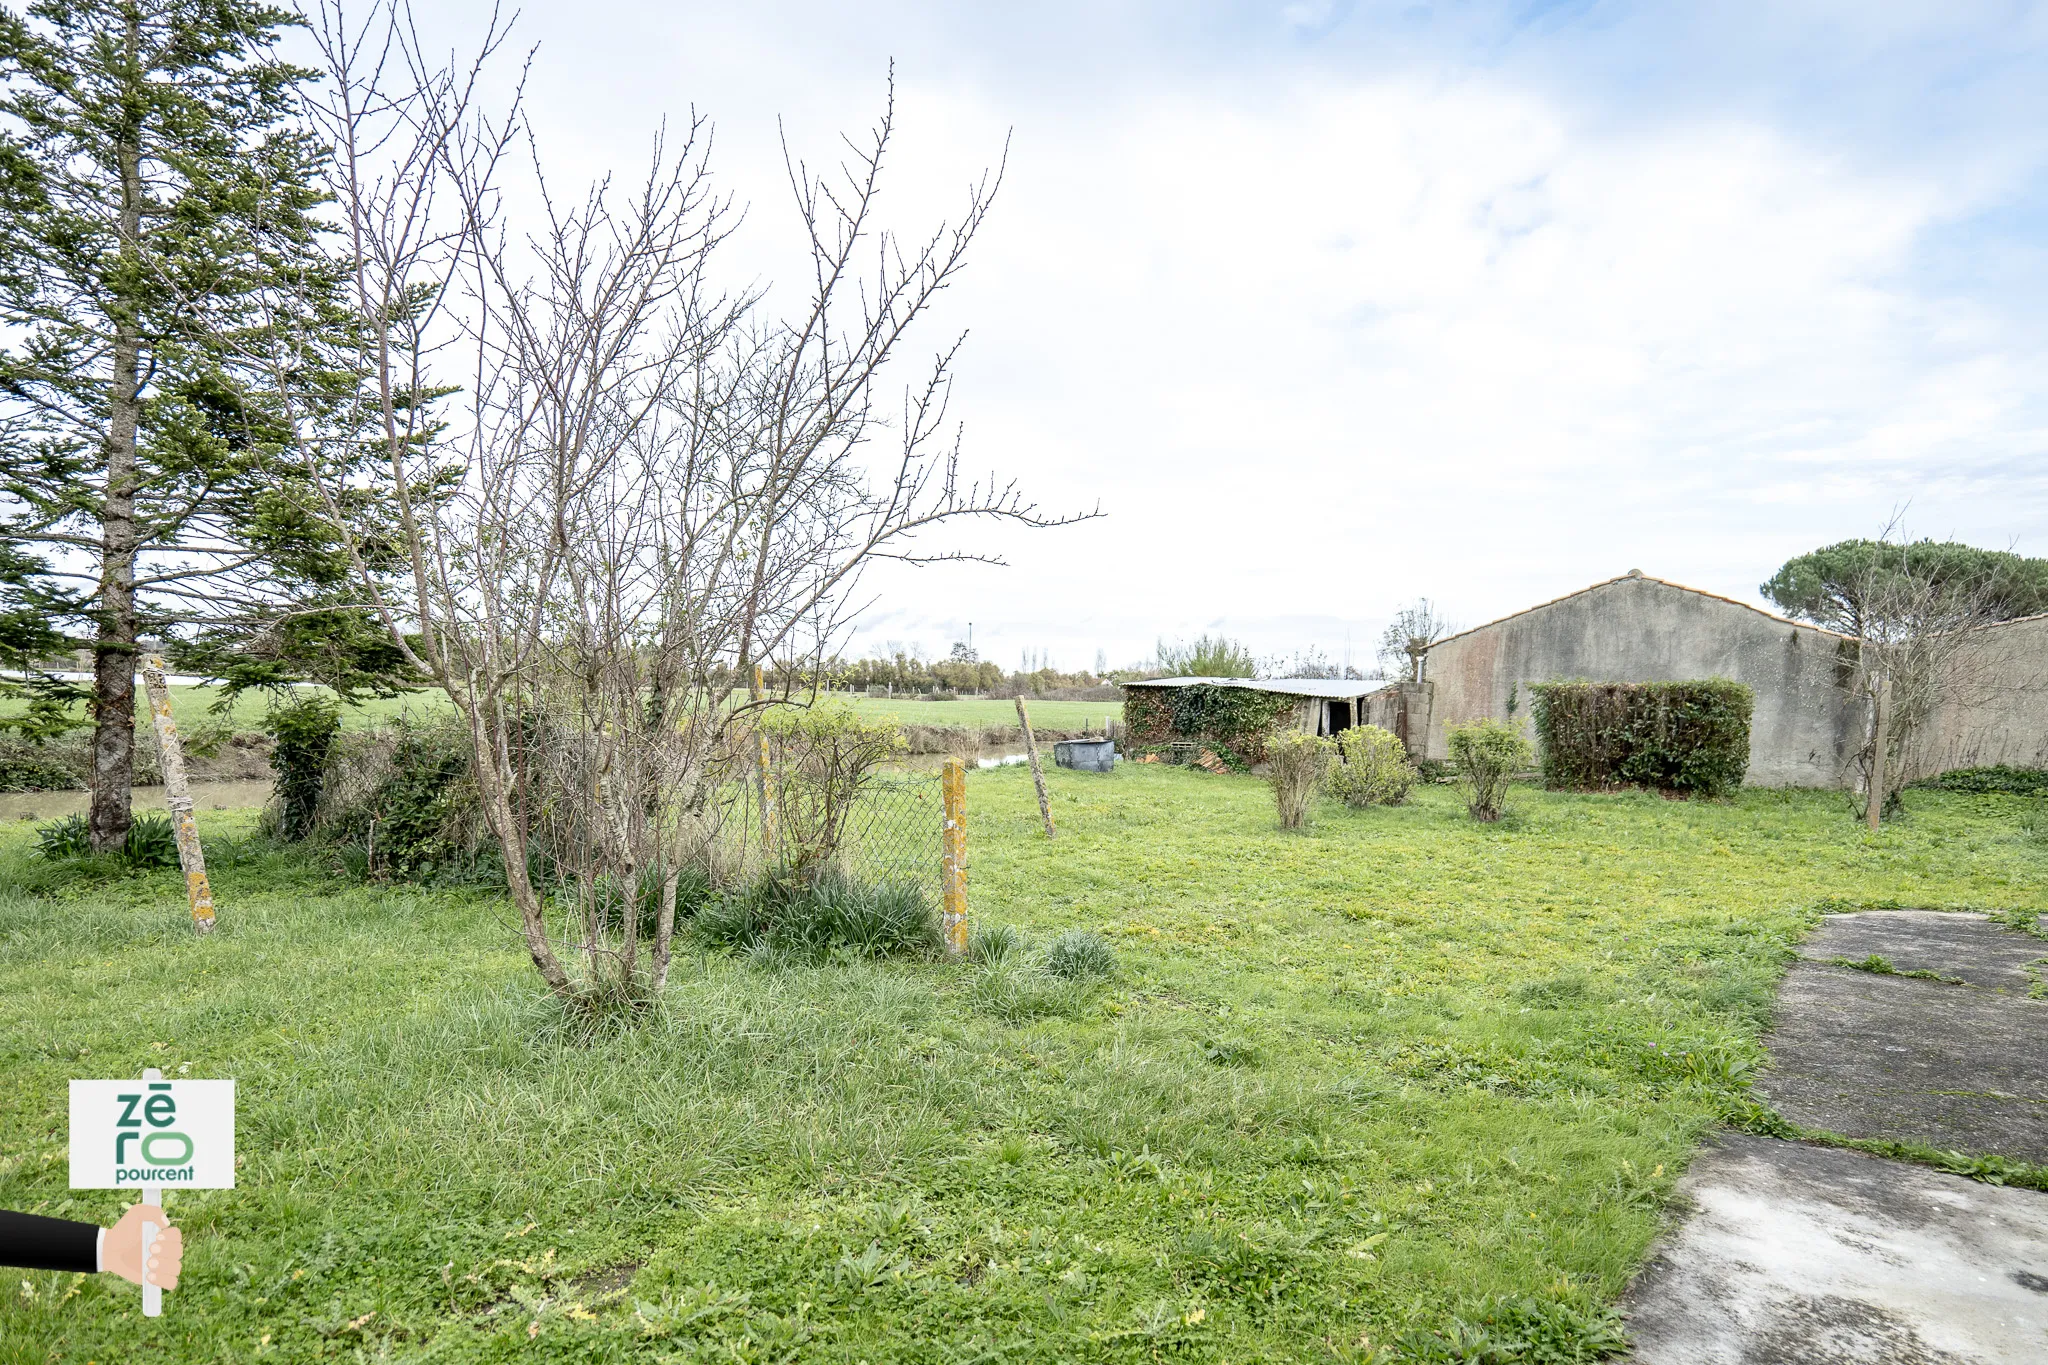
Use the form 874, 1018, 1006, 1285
1420, 576, 1863, 786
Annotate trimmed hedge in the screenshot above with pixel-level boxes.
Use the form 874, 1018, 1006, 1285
1121, 684, 1296, 762
1530, 679, 1753, 798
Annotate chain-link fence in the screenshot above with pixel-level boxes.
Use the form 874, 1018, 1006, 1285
714, 763, 946, 909
836, 771, 945, 906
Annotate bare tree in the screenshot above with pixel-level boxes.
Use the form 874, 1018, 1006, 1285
276, 4, 1091, 1006
1377, 599, 1452, 681
1842, 522, 2007, 827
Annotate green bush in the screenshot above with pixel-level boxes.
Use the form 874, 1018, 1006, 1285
0, 732, 90, 791
1038, 928, 1117, 980
760, 699, 907, 871
1327, 724, 1415, 807
1446, 718, 1532, 822
263, 695, 341, 840
32, 813, 91, 859
123, 813, 181, 868
1913, 765, 2048, 797
1265, 729, 1334, 829
1530, 679, 1753, 798
320, 718, 485, 880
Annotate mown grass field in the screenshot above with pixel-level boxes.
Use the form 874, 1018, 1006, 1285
1, 768, 2042, 1362
0, 685, 432, 733
827, 694, 1116, 730
1, 687, 1112, 735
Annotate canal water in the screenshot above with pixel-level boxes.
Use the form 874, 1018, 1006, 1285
0, 780, 274, 824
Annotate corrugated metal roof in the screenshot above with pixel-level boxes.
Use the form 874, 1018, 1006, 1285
1120, 676, 1391, 699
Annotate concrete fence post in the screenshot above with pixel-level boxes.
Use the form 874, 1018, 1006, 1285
942, 757, 967, 957
140, 653, 215, 933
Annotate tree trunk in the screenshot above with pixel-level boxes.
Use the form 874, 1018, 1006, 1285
463, 698, 574, 997
1865, 675, 1890, 831
89, 94, 146, 855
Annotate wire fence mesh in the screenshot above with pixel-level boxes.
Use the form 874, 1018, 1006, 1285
713, 762, 946, 909
837, 771, 945, 907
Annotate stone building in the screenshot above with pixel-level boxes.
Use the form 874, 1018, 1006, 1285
1399, 571, 2046, 787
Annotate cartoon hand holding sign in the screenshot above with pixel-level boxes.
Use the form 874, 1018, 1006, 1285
64, 1068, 234, 1315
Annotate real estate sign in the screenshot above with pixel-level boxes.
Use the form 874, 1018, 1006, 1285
69, 1078, 235, 1190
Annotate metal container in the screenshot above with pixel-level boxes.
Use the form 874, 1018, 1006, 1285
1053, 738, 1116, 773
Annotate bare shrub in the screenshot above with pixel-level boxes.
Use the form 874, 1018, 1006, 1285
1328, 725, 1415, 807
1378, 600, 1454, 681
1447, 718, 1531, 822
1266, 730, 1334, 829
273, 8, 1094, 1005
1842, 538, 2008, 825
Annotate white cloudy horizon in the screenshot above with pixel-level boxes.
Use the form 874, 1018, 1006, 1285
397, 1, 2048, 675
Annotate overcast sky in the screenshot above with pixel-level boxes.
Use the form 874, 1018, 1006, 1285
414, 0, 2048, 674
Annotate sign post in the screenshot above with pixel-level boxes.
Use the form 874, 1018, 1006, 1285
70, 1068, 235, 1315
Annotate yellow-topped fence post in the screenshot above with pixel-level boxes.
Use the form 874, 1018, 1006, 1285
941, 756, 967, 957
140, 652, 215, 933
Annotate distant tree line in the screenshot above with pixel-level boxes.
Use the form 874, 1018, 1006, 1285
778, 651, 1109, 697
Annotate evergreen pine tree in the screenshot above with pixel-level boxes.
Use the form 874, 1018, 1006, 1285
0, 0, 354, 848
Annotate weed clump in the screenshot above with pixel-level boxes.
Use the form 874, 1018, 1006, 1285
968, 921, 1026, 966
1390, 1294, 1629, 1363
967, 964, 1093, 1022
693, 867, 939, 960
1038, 928, 1117, 980
1513, 969, 1594, 1008
33, 812, 180, 869
1914, 764, 2048, 797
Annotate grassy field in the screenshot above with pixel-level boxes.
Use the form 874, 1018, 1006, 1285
830, 694, 1116, 730
1, 768, 2042, 1361
1, 687, 1112, 735
0, 685, 438, 733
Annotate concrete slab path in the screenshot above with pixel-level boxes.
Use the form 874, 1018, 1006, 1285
1760, 963, 2048, 1163
1623, 911, 2048, 1363
1797, 911, 2047, 993
1622, 1134, 2048, 1364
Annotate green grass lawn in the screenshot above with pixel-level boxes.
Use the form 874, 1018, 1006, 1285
1, 770, 2041, 1362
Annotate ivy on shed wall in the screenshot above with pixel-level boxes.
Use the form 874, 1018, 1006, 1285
1122, 684, 1299, 762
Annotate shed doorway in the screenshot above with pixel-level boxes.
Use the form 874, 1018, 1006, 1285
1326, 700, 1353, 734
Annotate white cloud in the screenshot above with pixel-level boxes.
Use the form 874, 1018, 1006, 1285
399, 2, 2048, 673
